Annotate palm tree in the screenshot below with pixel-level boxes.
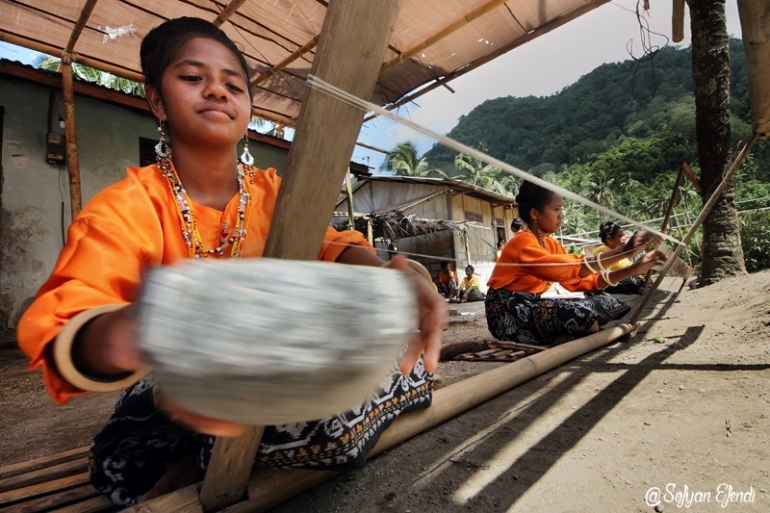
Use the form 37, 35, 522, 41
689, 0, 746, 284
453, 142, 509, 195
380, 141, 447, 177
583, 168, 616, 209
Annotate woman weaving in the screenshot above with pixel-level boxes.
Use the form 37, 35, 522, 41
485, 181, 666, 346
17, 17, 446, 506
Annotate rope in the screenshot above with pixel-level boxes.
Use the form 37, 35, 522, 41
307, 75, 684, 247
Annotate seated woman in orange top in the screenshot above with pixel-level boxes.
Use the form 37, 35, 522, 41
16, 17, 446, 506
485, 181, 666, 345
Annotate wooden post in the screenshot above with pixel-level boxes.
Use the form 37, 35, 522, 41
672, 0, 686, 43
630, 133, 759, 324
642, 163, 685, 289
60, 57, 82, 222
199, 0, 406, 511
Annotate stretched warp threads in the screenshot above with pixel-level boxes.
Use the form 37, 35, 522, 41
307, 74, 684, 248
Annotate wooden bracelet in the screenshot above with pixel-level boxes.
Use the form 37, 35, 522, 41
595, 254, 607, 271
601, 270, 619, 288
53, 304, 149, 393
584, 257, 598, 274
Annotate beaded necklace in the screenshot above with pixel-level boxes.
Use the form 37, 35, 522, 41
158, 156, 252, 258
526, 227, 546, 249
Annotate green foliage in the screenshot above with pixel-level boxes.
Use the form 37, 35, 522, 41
739, 210, 770, 272
380, 141, 447, 178
36, 55, 146, 97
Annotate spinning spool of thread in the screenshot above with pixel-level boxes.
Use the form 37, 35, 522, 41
137, 258, 417, 425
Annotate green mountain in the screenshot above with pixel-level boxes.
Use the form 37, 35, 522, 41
424, 40, 765, 184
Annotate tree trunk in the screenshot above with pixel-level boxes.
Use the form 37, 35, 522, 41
688, 0, 747, 286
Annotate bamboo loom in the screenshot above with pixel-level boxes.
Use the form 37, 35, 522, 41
123, 323, 635, 513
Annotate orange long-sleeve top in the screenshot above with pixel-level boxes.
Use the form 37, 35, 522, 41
17, 164, 371, 404
487, 231, 600, 294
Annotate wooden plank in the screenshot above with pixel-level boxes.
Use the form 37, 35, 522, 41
120, 484, 202, 513
0, 459, 87, 494
199, 0, 407, 511
49, 494, 114, 513
1, 483, 101, 513
198, 426, 263, 511
0, 447, 88, 480
0, 472, 89, 506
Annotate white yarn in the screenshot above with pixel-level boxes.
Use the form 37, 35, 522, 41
307, 75, 684, 247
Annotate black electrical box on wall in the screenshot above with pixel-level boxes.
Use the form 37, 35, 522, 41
46, 132, 66, 165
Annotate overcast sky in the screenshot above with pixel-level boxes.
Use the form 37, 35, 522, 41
352, 0, 743, 171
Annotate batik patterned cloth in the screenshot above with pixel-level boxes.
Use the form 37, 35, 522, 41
90, 360, 432, 506
485, 288, 630, 345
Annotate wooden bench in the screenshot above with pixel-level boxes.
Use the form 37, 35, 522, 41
0, 446, 114, 512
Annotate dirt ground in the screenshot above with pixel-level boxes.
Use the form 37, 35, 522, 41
2, 270, 769, 512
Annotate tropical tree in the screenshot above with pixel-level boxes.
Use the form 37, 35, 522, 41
380, 141, 446, 177
687, 0, 746, 285
36, 55, 145, 97
453, 142, 509, 195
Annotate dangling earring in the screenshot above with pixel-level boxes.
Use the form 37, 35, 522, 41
155, 120, 171, 171
532, 218, 544, 248
240, 133, 255, 183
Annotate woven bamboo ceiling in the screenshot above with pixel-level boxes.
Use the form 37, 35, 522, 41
0, 0, 616, 126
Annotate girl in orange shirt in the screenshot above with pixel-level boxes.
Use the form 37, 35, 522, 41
485, 181, 665, 345
17, 17, 446, 506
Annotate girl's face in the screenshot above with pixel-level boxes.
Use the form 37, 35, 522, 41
606, 229, 626, 249
147, 37, 251, 149
531, 194, 564, 234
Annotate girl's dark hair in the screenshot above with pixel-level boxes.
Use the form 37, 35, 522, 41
140, 17, 252, 100
511, 218, 524, 231
465, 265, 475, 273
599, 221, 622, 244
514, 181, 556, 224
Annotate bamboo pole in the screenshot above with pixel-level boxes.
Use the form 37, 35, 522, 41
241, 323, 636, 513
56, 0, 98, 223
122, 323, 634, 512
60, 56, 82, 221
642, 163, 686, 288
251, 36, 319, 87
630, 133, 760, 324
365, 0, 611, 122
672, 0, 686, 43
380, 0, 512, 73
213, 0, 248, 26
737, 0, 770, 136
200, 0, 407, 510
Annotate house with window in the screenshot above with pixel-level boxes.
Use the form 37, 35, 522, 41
0, 59, 368, 335
333, 173, 518, 289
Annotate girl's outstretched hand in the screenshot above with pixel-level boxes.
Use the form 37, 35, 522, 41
623, 231, 661, 252
631, 250, 668, 274
386, 255, 447, 375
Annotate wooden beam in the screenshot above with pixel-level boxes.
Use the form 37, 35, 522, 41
0, 32, 145, 83
381, 0, 511, 73
680, 161, 700, 192
737, 0, 770, 136
65, 0, 98, 51
631, 133, 760, 324
366, 0, 611, 122
251, 36, 319, 87
213, 0, 248, 26
199, 0, 406, 510
60, 57, 82, 221
672, 0, 686, 43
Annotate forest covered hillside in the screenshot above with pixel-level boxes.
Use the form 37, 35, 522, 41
424, 39, 764, 180
415, 39, 770, 271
